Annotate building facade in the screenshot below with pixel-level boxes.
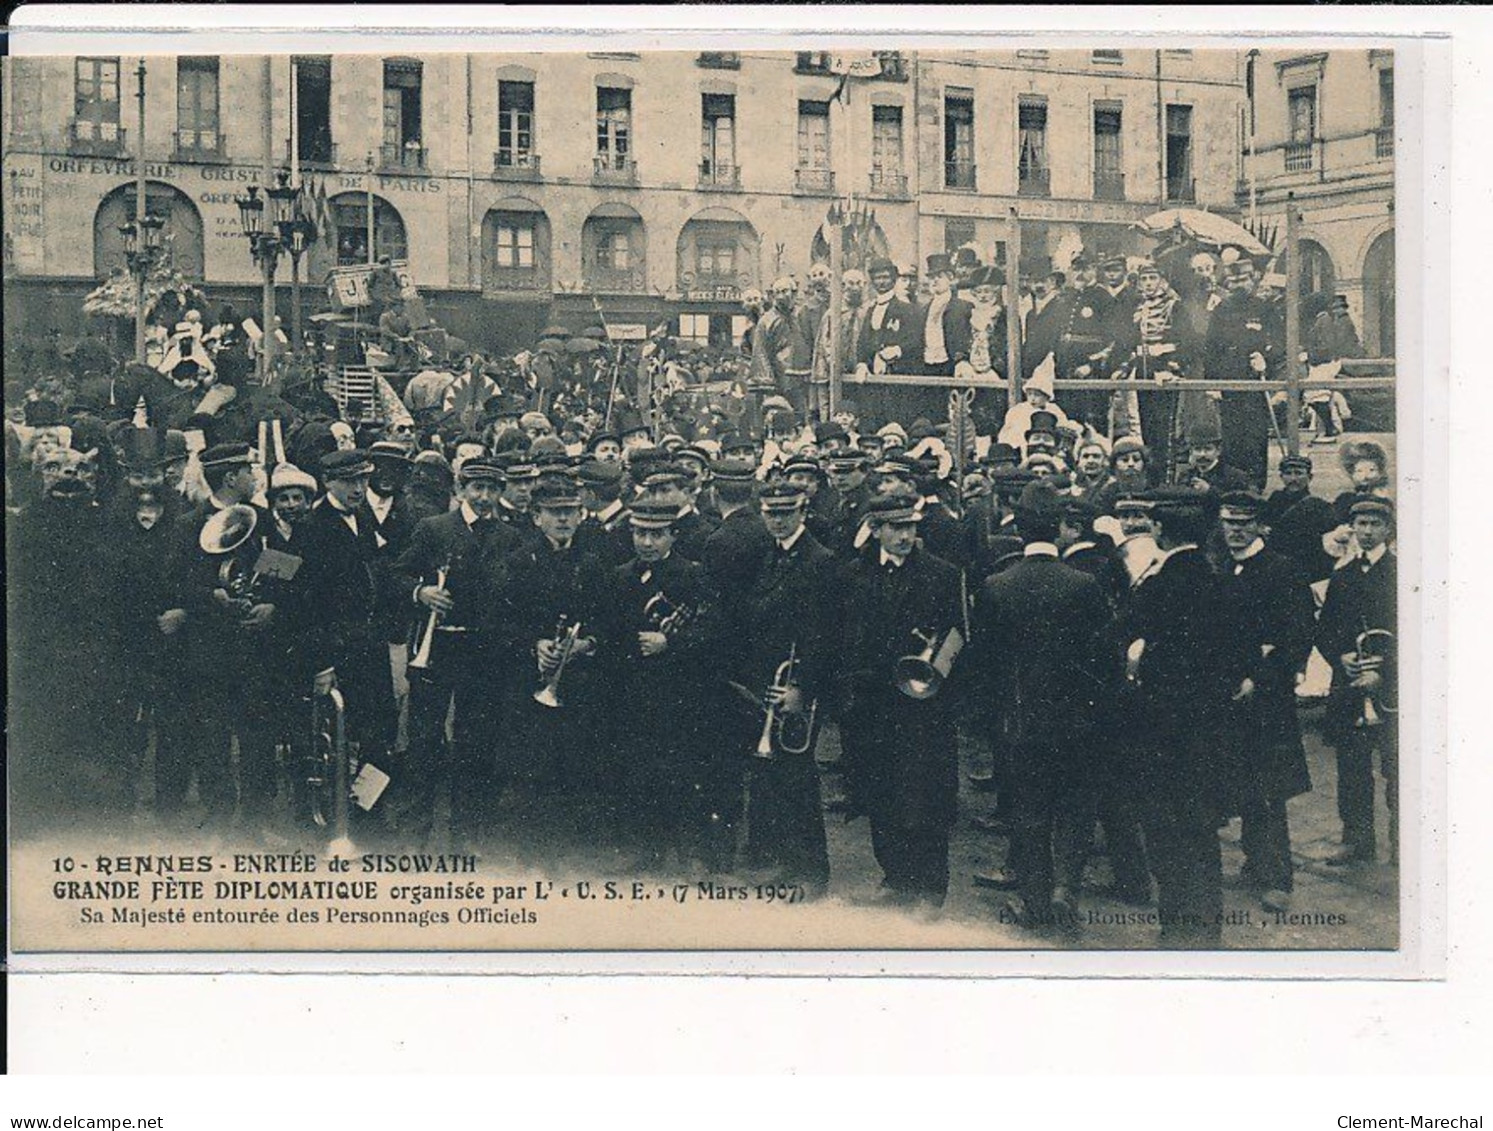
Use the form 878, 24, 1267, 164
4, 48, 1245, 358
1239, 48, 1396, 357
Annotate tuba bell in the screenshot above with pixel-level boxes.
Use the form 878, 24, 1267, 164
200, 504, 263, 607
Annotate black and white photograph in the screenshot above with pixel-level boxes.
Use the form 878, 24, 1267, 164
4, 36, 1416, 958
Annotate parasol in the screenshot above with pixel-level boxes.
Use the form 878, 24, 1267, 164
581, 325, 609, 341
1136, 208, 1271, 257
540, 324, 572, 340
565, 337, 604, 355
536, 337, 567, 355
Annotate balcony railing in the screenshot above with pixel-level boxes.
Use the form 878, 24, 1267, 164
172, 129, 227, 162
493, 150, 542, 179
287, 138, 338, 168
487, 265, 548, 292
1375, 126, 1395, 159
1284, 140, 1315, 172
380, 143, 428, 172
1165, 177, 1197, 203
699, 161, 741, 189
68, 119, 126, 156
944, 160, 977, 190
869, 169, 909, 197
1093, 170, 1126, 201
594, 152, 638, 181
1018, 167, 1052, 197
697, 52, 741, 69
794, 167, 836, 194
586, 265, 647, 293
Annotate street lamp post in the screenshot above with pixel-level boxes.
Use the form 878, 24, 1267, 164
236, 169, 298, 384
277, 209, 315, 362
119, 212, 165, 364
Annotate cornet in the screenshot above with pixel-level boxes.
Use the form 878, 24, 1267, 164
534, 619, 582, 709
753, 644, 818, 760
893, 626, 965, 701
407, 556, 451, 673
1352, 628, 1397, 729
644, 591, 696, 638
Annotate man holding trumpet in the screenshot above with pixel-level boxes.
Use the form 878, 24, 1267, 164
500, 476, 608, 862
728, 480, 840, 894
391, 457, 522, 852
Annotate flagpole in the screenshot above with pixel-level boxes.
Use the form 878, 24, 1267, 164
290, 57, 302, 356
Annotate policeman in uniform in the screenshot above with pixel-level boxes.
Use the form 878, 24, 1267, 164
840, 491, 965, 912
1261, 454, 1338, 583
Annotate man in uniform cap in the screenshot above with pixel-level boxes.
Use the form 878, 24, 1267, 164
839, 491, 965, 914
1114, 485, 1232, 946
586, 430, 623, 463
491, 451, 540, 544
728, 480, 840, 893
1216, 490, 1315, 911
1261, 454, 1337, 583
153, 442, 294, 832
297, 449, 399, 807
702, 456, 773, 598
600, 501, 722, 871
498, 476, 613, 859
390, 456, 525, 849
576, 458, 633, 568
1204, 247, 1282, 490
968, 480, 1113, 929
1315, 494, 1398, 867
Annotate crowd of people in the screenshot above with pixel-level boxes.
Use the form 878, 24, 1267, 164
6, 233, 1397, 948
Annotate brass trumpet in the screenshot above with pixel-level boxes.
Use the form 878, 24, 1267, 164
753, 643, 817, 760
408, 556, 452, 673
644, 591, 696, 637
1353, 628, 1397, 729
534, 619, 582, 709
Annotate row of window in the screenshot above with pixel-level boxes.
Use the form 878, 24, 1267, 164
62, 54, 1207, 202
943, 92, 1195, 202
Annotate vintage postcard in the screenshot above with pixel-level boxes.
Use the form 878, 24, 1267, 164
2, 25, 1435, 973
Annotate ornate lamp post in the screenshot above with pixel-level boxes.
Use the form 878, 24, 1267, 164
119, 211, 164, 363
276, 204, 316, 361
236, 169, 298, 383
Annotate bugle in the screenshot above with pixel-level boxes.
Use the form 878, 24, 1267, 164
534, 619, 582, 709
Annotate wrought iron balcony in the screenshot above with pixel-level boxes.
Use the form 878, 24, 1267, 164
593, 152, 638, 182
697, 52, 741, 69
944, 160, 977, 190
287, 138, 338, 168
493, 150, 542, 179
380, 143, 428, 172
1284, 140, 1315, 172
172, 129, 227, 162
1093, 170, 1126, 201
869, 169, 909, 197
68, 119, 126, 156
586, 265, 647, 293
1018, 167, 1052, 197
794, 167, 836, 194
699, 161, 741, 189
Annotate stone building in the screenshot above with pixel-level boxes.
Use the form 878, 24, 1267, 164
1238, 48, 1396, 357
3, 48, 1247, 358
